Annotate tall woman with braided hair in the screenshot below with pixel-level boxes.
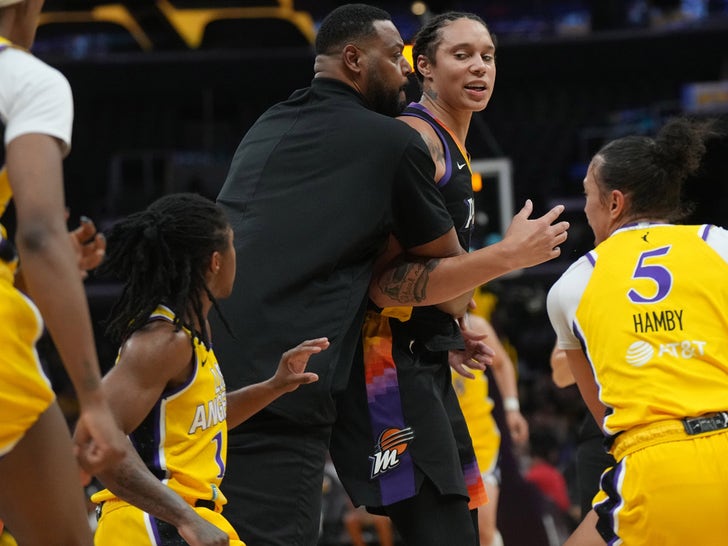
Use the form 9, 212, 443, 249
548, 117, 728, 546
86, 193, 328, 546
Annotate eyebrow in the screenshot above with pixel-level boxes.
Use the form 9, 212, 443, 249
448, 42, 495, 52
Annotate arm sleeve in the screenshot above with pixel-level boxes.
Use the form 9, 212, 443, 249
546, 256, 592, 350
2, 50, 73, 156
705, 225, 728, 264
390, 133, 453, 249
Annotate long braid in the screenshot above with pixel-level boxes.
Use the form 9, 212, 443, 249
98, 193, 231, 347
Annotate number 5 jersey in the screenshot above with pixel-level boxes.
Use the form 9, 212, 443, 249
547, 223, 728, 437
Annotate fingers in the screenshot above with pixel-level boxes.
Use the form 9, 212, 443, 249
480, 343, 496, 358
464, 356, 486, 371
451, 361, 476, 380
461, 330, 487, 342
298, 372, 319, 384
71, 215, 97, 243
79, 233, 106, 260
298, 337, 330, 351
540, 203, 565, 224
516, 198, 534, 219
93, 231, 107, 254
285, 338, 329, 360
549, 220, 570, 258
73, 409, 128, 475
71, 215, 107, 274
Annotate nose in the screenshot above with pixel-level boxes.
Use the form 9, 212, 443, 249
471, 57, 487, 75
400, 56, 412, 76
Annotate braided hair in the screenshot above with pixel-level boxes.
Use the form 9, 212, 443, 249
98, 192, 231, 348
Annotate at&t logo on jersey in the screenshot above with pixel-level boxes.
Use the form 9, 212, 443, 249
369, 427, 414, 479
625, 339, 707, 366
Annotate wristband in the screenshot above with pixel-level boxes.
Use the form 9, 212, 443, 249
503, 396, 520, 412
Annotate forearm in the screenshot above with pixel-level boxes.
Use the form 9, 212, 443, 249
565, 350, 607, 428
18, 222, 104, 406
371, 200, 569, 308
96, 443, 198, 528
9, 134, 104, 408
550, 347, 576, 388
370, 241, 516, 308
435, 289, 475, 318
492, 359, 519, 402
226, 379, 285, 430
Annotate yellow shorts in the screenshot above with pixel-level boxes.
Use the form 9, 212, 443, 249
94, 499, 245, 546
474, 411, 501, 485
0, 270, 54, 457
0, 529, 18, 546
593, 420, 728, 545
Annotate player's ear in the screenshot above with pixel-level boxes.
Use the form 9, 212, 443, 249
209, 251, 221, 274
609, 189, 626, 218
416, 55, 432, 79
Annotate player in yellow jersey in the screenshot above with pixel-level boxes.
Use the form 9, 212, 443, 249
547, 117, 728, 545
452, 313, 528, 546
1, 1, 126, 544
84, 194, 328, 546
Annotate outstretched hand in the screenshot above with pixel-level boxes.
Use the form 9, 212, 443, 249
502, 199, 569, 270
271, 337, 329, 393
449, 316, 495, 379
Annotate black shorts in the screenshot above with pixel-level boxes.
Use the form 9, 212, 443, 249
330, 312, 476, 509
222, 409, 331, 546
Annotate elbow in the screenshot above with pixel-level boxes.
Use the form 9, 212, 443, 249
368, 283, 390, 308
15, 220, 57, 254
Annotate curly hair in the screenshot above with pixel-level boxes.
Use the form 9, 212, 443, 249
98, 192, 231, 347
315, 3, 392, 55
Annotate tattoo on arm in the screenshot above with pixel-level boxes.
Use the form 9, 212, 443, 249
376, 258, 440, 303
421, 131, 445, 175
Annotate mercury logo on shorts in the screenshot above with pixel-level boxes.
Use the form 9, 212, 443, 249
369, 427, 415, 479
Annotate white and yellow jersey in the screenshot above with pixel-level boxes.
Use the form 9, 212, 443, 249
1, 34, 73, 277
93, 305, 228, 507
548, 223, 728, 436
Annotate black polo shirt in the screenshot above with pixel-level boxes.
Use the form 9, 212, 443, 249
214, 78, 453, 425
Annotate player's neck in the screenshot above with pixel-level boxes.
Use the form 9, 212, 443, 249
419, 95, 471, 146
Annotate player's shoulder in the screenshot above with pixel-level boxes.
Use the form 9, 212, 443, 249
122, 321, 193, 365
703, 224, 728, 241
3, 48, 67, 82
2, 48, 71, 101
561, 251, 596, 279
549, 253, 595, 301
